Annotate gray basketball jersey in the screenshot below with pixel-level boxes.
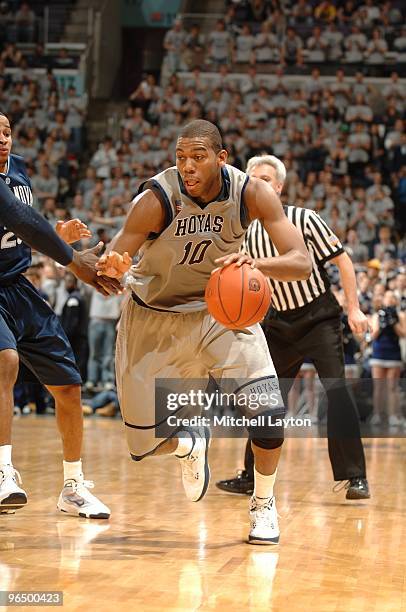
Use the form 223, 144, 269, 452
126, 164, 249, 313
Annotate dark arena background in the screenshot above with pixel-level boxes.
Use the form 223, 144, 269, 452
0, 1, 405, 610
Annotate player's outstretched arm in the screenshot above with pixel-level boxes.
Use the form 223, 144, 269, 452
0, 179, 119, 295
217, 178, 311, 281
95, 189, 166, 279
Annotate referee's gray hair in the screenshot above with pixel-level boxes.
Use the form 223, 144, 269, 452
246, 155, 287, 184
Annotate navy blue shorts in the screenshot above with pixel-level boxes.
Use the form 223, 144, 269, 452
0, 275, 82, 386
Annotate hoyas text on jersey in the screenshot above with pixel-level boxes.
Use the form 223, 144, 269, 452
174, 214, 224, 237
12, 184, 33, 206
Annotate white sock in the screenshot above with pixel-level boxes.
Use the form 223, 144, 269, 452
254, 467, 277, 501
174, 435, 194, 458
63, 459, 83, 482
0, 445, 12, 466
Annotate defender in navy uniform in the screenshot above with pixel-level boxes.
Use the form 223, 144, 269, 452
0, 111, 117, 517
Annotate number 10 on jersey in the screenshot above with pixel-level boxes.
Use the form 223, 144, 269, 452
177, 240, 213, 265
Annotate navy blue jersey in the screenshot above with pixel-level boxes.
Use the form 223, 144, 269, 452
0, 154, 33, 282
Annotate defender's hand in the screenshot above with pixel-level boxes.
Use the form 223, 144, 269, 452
56, 219, 92, 244
68, 243, 122, 296
95, 251, 132, 279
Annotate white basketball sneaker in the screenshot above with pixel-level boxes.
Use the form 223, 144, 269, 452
248, 496, 280, 545
0, 465, 28, 513
57, 477, 110, 519
177, 427, 211, 502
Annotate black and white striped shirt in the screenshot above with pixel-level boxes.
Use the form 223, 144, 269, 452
245, 206, 344, 312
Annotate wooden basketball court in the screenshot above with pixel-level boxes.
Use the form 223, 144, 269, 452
1, 417, 404, 611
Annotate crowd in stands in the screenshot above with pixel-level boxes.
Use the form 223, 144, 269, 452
161, 1, 405, 75
0, 1, 37, 43
6, 4, 406, 423
0, 0, 76, 46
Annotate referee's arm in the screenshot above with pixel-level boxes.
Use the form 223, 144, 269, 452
306, 211, 368, 336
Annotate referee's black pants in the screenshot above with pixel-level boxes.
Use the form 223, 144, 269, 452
244, 291, 367, 481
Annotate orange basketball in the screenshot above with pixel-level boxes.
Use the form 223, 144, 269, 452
205, 263, 272, 329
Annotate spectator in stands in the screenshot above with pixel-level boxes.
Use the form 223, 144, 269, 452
207, 19, 233, 67
345, 94, 373, 124
336, 0, 357, 26
369, 290, 406, 427
359, 0, 382, 27
349, 198, 377, 246
382, 1, 402, 25
15, 1, 35, 42
82, 388, 119, 418
163, 18, 186, 74
233, 23, 255, 64
52, 47, 76, 69
374, 226, 397, 261
307, 26, 328, 63
347, 123, 371, 176
385, 119, 404, 152
249, 0, 271, 23
1, 42, 23, 67
281, 26, 303, 66
345, 229, 369, 264
70, 193, 88, 224
86, 290, 122, 392
382, 72, 405, 104
290, 0, 313, 25
129, 73, 160, 114
254, 22, 279, 64
324, 23, 343, 62
352, 71, 370, 99
365, 29, 388, 65
90, 136, 118, 179
0, 2, 13, 43
393, 27, 406, 63
28, 42, 48, 68
183, 23, 205, 69
31, 163, 59, 208
59, 272, 88, 380
314, 1, 337, 24
345, 26, 367, 64
267, 8, 286, 43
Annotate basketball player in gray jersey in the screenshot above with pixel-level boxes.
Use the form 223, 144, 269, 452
96, 120, 311, 544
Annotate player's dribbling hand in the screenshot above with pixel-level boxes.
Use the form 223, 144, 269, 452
213, 253, 256, 274
95, 251, 132, 279
56, 219, 92, 244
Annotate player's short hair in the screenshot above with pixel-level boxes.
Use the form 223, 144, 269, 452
0, 110, 10, 127
178, 120, 223, 153
246, 154, 287, 184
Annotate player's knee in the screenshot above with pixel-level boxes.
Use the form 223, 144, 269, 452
51, 383, 81, 407
247, 410, 285, 450
251, 437, 284, 450
0, 349, 19, 385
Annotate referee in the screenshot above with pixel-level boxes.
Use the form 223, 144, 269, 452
216, 155, 370, 500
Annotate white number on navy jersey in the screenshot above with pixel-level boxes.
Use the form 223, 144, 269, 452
1, 231, 22, 250
0, 183, 32, 249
